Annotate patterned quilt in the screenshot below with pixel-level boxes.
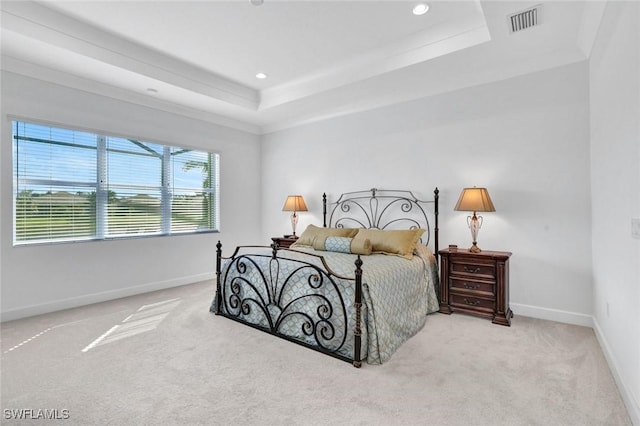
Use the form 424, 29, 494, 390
213, 245, 439, 365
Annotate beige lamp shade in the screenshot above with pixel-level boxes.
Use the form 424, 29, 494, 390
454, 187, 495, 213
282, 195, 308, 212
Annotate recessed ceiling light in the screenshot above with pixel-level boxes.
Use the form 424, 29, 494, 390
255, 72, 267, 79
146, 88, 158, 93
250, 0, 264, 6
412, 3, 429, 16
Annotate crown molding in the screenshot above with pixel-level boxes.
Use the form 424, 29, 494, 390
1, 1, 260, 110
1, 56, 263, 135
261, 15, 490, 110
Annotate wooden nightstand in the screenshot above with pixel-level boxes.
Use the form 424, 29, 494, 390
271, 236, 298, 249
438, 247, 513, 326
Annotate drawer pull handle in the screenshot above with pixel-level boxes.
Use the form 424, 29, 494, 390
463, 266, 481, 273
463, 298, 480, 306
463, 282, 480, 289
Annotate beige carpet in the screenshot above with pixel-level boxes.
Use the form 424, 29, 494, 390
1, 281, 631, 425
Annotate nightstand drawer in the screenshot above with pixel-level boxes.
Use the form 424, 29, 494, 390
450, 278, 495, 296
450, 259, 496, 279
450, 293, 495, 313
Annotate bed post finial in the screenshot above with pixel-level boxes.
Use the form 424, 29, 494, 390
323, 193, 327, 228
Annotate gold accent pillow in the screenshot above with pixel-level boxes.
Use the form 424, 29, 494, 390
349, 237, 373, 255
352, 228, 425, 259
292, 225, 359, 247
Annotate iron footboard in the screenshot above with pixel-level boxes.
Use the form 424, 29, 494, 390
212, 242, 364, 368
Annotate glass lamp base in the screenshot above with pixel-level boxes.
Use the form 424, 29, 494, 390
467, 213, 483, 253
290, 211, 299, 237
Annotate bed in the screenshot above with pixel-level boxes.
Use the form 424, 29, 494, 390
210, 188, 440, 367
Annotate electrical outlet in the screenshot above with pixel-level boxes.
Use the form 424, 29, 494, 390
632, 218, 640, 239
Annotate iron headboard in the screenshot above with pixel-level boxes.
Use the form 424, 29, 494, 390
322, 188, 439, 256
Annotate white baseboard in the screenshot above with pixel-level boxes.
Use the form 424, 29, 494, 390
511, 302, 594, 327
592, 319, 640, 426
0, 272, 215, 322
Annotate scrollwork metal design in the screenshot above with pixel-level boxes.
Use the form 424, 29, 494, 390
328, 189, 435, 247
220, 253, 349, 354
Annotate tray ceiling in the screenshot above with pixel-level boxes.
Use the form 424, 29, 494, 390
1, 1, 604, 134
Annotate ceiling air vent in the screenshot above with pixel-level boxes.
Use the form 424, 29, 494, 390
508, 4, 542, 33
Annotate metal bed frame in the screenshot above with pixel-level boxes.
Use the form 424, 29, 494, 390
212, 188, 439, 367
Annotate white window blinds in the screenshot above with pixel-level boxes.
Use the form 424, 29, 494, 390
12, 121, 219, 245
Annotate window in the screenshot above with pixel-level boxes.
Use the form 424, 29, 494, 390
12, 121, 219, 245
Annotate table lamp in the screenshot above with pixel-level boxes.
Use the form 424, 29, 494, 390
454, 187, 495, 253
282, 195, 308, 237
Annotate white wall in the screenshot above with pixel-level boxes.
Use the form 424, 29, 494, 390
261, 61, 593, 324
589, 1, 640, 424
0, 71, 262, 320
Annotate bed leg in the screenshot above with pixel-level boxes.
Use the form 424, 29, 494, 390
353, 255, 363, 368
215, 240, 222, 314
